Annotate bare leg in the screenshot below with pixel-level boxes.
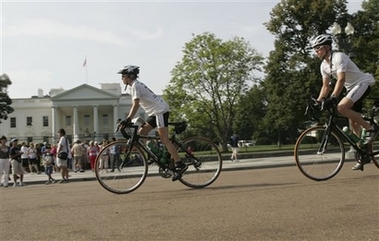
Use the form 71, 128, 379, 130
158, 127, 180, 162
337, 98, 371, 131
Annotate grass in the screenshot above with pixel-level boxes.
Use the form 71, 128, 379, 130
228, 144, 295, 153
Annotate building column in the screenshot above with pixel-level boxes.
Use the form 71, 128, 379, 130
93, 105, 99, 141
73, 106, 79, 142
51, 106, 58, 143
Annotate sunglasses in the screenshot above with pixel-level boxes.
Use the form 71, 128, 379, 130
314, 45, 324, 52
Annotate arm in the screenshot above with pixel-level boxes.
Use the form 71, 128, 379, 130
317, 76, 331, 102
127, 98, 140, 120
330, 72, 345, 98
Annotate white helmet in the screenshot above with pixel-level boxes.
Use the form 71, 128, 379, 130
117, 65, 140, 75
311, 34, 333, 48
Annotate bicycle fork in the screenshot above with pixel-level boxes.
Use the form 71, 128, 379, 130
317, 126, 332, 155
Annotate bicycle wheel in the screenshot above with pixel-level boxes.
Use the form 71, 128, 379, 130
177, 136, 222, 188
294, 126, 345, 181
368, 133, 379, 168
95, 140, 148, 194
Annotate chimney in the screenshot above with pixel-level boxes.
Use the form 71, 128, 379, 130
38, 88, 44, 97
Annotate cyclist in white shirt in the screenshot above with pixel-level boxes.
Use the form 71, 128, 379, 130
312, 34, 376, 171
117, 65, 187, 181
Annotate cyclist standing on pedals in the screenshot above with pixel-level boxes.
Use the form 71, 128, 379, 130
312, 34, 376, 171
116, 65, 188, 181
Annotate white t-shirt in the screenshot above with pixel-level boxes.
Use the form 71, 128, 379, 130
321, 52, 375, 91
58, 136, 71, 158
130, 80, 169, 116
27, 147, 37, 159
21, 146, 28, 159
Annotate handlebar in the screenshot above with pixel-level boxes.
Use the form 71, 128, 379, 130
304, 96, 321, 116
115, 118, 137, 139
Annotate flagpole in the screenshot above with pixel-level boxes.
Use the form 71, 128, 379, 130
86, 62, 88, 84
83, 55, 88, 83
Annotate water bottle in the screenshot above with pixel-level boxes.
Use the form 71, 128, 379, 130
342, 126, 361, 144
160, 146, 171, 164
360, 129, 367, 147
147, 140, 161, 157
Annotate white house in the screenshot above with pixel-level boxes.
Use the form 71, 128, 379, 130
1, 83, 146, 145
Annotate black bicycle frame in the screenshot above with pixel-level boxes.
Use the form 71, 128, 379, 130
318, 110, 366, 157
119, 125, 189, 170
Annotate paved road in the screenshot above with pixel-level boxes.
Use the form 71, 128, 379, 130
1, 162, 378, 241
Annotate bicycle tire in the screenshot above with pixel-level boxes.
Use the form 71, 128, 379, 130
95, 140, 148, 194
294, 126, 345, 181
369, 133, 379, 168
177, 136, 222, 188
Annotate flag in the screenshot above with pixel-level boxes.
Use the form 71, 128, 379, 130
83, 58, 87, 67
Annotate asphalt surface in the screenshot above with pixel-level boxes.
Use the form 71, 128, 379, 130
1, 163, 378, 241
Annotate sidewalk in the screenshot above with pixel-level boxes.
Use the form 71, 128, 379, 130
6, 154, 297, 186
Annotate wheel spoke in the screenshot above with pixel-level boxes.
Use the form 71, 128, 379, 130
95, 141, 148, 194
294, 126, 345, 181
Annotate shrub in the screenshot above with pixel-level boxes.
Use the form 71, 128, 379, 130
255, 137, 272, 145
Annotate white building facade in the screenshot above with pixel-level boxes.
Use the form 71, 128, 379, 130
1, 83, 145, 144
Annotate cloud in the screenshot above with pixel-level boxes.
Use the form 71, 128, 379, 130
3, 18, 163, 47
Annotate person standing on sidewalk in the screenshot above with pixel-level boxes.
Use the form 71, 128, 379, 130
0, 135, 10, 188
27, 142, 40, 174
71, 140, 85, 173
230, 132, 240, 162
43, 145, 55, 185
56, 128, 70, 183
9, 138, 26, 187
20, 142, 29, 173
87, 141, 98, 172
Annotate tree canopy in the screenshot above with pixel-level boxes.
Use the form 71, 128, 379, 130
0, 73, 14, 123
162, 0, 378, 148
163, 32, 263, 151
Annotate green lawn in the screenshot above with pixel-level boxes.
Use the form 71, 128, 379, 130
232, 144, 295, 153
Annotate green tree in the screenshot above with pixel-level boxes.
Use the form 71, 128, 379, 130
234, 84, 266, 141
262, 0, 350, 144
164, 32, 263, 152
0, 73, 14, 123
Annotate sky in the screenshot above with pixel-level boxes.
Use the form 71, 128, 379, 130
1, 0, 364, 99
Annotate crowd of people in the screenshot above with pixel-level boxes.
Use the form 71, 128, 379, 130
0, 131, 117, 187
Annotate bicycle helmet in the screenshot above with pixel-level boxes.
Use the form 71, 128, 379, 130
117, 65, 140, 75
311, 34, 333, 48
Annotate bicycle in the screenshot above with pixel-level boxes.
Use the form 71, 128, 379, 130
94, 119, 222, 194
294, 97, 379, 181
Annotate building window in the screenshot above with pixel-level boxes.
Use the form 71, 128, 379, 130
27, 117, 33, 126
43, 116, 49, 127
102, 114, 108, 125
66, 116, 72, 126
27, 137, 33, 143
10, 117, 16, 128
84, 114, 90, 126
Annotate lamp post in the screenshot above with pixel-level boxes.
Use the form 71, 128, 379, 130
331, 22, 355, 57
331, 22, 356, 159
